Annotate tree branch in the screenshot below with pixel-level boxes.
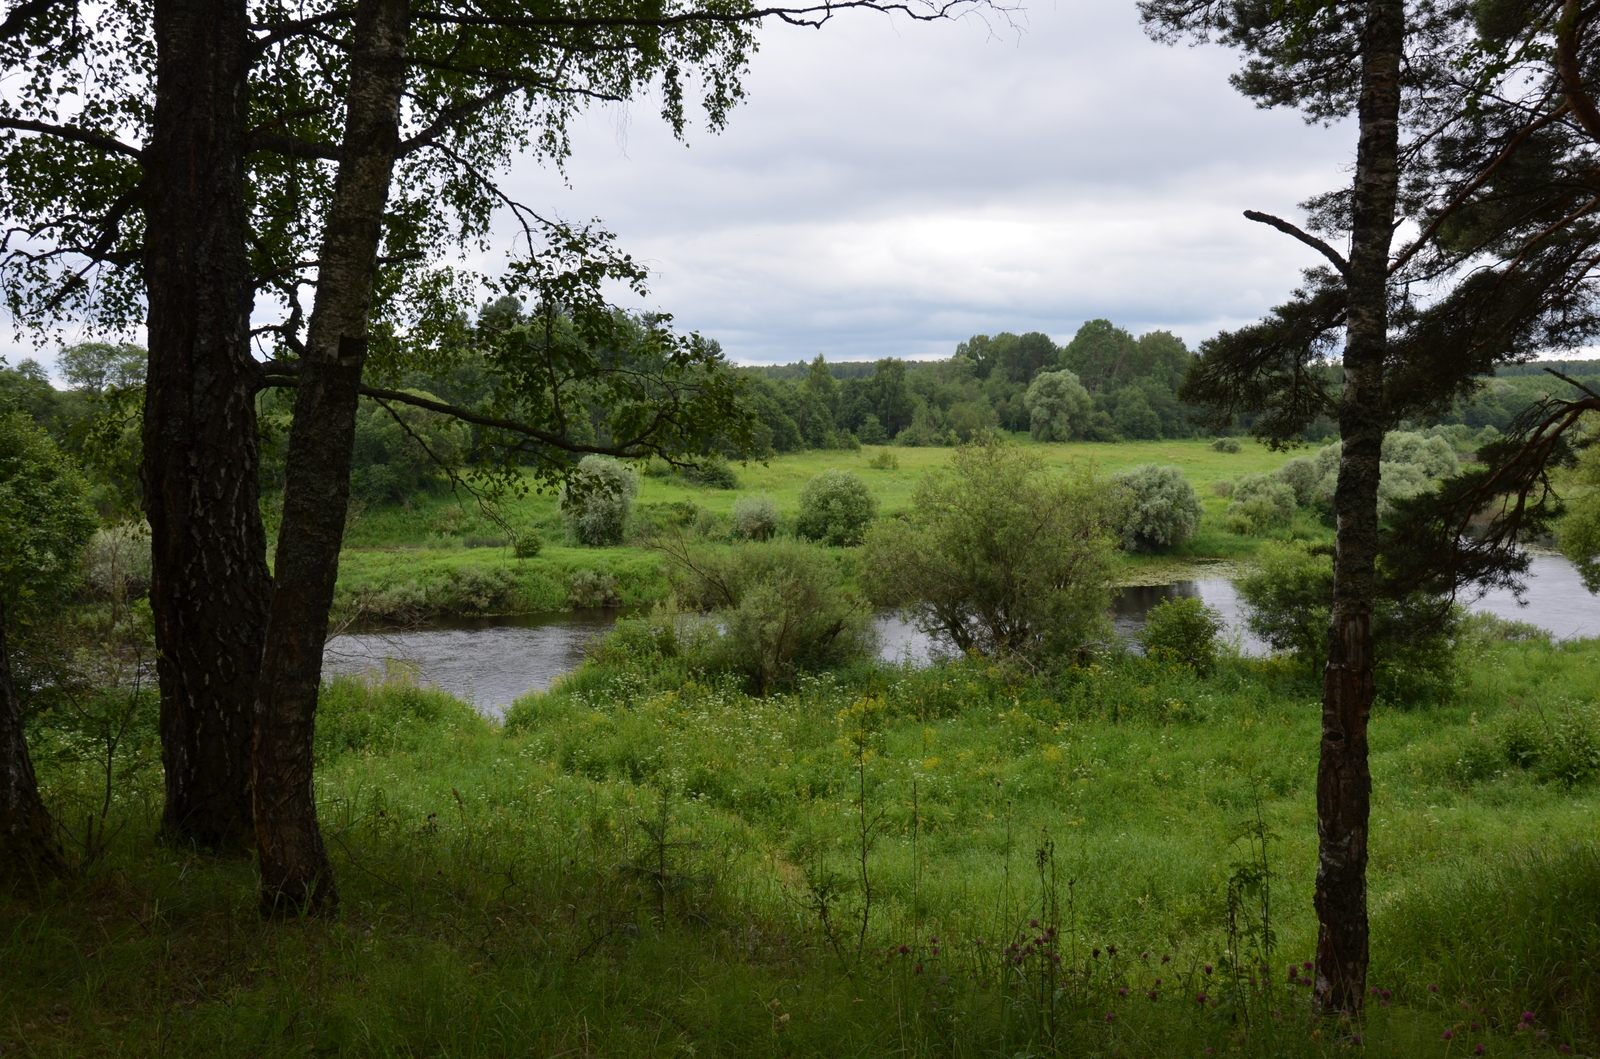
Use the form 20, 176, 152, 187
1243, 210, 1349, 275
1558, 0, 1600, 143
256, 367, 675, 457
0, 0, 71, 41
0, 117, 143, 160
248, 130, 341, 161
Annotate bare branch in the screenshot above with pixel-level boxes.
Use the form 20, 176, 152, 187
0, 117, 143, 160
1243, 210, 1349, 275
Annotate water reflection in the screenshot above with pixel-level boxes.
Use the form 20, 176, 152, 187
324, 555, 1595, 715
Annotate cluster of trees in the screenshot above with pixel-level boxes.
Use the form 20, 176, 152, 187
736, 321, 1203, 454
0, 0, 1000, 914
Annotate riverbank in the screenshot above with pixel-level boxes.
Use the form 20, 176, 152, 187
12, 628, 1600, 1057
331, 438, 1324, 622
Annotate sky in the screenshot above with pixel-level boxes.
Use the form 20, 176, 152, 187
498, 0, 1357, 366
8, 0, 1361, 376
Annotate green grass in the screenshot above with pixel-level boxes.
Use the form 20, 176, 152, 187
332, 438, 1326, 617
9, 632, 1600, 1056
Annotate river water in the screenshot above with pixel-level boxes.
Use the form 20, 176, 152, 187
323, 554, 1596, 715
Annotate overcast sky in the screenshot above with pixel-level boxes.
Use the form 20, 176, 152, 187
9, 0, 1360, 375
501, 0, 1356, 365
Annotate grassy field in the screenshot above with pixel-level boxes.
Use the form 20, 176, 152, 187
333, 437, 1324, 619
9, 625, 1599, 1057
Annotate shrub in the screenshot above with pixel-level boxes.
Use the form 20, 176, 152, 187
1310, 434, 1461, 520
1024, 369, 1092, 442
509, 526, 543, 559
1236, 540, 1461, 704
1138, 596, 1224, 673
0, 412, 97, 621
568, 569, 622, 608
796, 469, 877, 546
348, 391, 462, 504
730, 494, 781, 541
1211, 436, 1242, 453
1273, 456, 1319, 507
1112, 464, 1203, 551
861, 438, 1119, 664
662, 539, 874, 693
1224, 473, 1296, 534
82, 520, 153, 601
687, 455, 739, 489
868, 449, 899, 471
857, 414, 888, 445
560, 455, 638, 546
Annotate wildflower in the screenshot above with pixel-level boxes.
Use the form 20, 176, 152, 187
1522, 1012, 1536, 1024
1302, 961, 1314, 971
1046, 926, 1057, 938
1470, 1023, 1480, 1032
1351, 1036, 1363, 1046
1162, 954, 1171, 963
914, 964, 923, 974
1104, 1013, 1115, 1023
1148, 991, 1159, 1001
1443, 1031, 1454, 1041
1205, 1048, 1213, 1055
1197, 993, 1207, 1005
939, 977, 948, 985
928, 935, 938, 944
1142, 951, 1151, 960
1030, 919, 1040, 928
1107, 944, 1118, 955
1118, 987, 1129, 997
1475, 1047, 1486, 1056
1429, 984, 1440, 993
1380, 990, 1391, 1001
1051, 953, 1061, 964
1093, 948, 1101, 959
1203, 964, 1213, 975
1369, 987, 1379, 996
1559, 1046, 1572, 1055
899, 945, 910, 955
1154, 978, 1162, 987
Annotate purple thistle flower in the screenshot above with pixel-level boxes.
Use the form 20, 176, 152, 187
899, 945, 910, 955
1030, 919, 1040, 928
1104, 1012, 1115, 1022
1475, 1046, 1486, 1056
1302, 961, 1314, 971
1196, 993, 1207, 1005
1429, 984, 1440, 993
1443, 1031, 1454, 1041
1203, 965, 1213, 975
1521, 1012, 1536, 1024
1118, 987, 1129, 997
914, 963, 922, 974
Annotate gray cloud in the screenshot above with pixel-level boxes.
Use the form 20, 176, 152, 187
501, 0, 1356, 363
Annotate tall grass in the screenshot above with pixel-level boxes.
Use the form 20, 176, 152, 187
7, 635, 1598, 1055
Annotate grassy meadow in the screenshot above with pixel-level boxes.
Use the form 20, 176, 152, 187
8, 620, 1600, 1056
333, 436, 1324, 621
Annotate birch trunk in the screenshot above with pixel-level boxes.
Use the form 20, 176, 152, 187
252, 0, 410, 914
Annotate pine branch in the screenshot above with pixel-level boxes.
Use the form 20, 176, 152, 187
1243, 210, 1349, 275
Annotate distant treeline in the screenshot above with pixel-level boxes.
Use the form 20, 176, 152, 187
738, 320, 1210, 452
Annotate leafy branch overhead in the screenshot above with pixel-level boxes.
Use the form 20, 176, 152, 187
0, 0, 1017, 345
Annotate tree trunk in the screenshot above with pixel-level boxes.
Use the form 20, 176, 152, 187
1314, 0, 1404, 1018
253, 0, 410, 916
0, 597, 66, 879
142, 0, 271, 851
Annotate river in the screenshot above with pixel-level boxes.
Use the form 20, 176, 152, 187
323, 553, 1596, 715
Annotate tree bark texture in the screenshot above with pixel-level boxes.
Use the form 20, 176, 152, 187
0, 597, 67, 879
253, 0, 410, 915
1314, 0, 1404, 1019
143, 0, 272, 851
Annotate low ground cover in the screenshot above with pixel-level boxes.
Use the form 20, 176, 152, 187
9, 629, 1598, 1057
